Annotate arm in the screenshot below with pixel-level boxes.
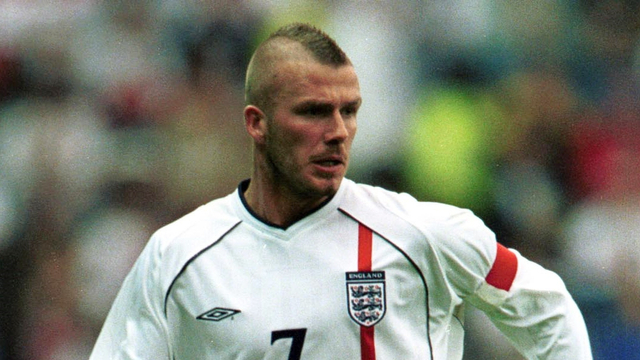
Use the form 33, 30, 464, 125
89, 234, 171, 359
467, 244, 592, 359
423, 205, 592, 359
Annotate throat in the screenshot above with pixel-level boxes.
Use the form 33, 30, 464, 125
242, 180, 334, 229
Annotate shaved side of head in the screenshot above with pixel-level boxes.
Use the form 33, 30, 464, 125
244, 23, 351, 116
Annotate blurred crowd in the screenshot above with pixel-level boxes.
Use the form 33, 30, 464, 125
0, 1, 639, 359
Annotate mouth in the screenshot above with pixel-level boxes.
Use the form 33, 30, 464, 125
311, 155, 346, 173
314, 159, 343, 167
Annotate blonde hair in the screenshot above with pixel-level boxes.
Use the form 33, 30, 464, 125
244, 23, 350, 114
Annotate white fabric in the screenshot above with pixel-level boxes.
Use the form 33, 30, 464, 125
90, 179, 592, 359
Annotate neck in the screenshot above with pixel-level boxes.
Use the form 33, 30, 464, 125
243, 173, 332, 229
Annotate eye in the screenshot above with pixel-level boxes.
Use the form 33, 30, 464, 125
341, 104, 359, 118
306, 106, 326, 116
294, 103, 332, 118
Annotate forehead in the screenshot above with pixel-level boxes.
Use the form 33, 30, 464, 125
272, 60, 361, 105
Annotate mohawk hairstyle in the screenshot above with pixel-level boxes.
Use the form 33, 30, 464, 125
267, 23, 349, 66
244, 23, 351, 113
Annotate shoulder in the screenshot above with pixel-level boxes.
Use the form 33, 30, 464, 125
341, 179, 487, 236
141, 192, 242, 290
153, 193, 240, 250
341, 180, 497, 294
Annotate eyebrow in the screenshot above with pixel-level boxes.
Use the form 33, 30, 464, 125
293, 101, 333, 114
344, 98, 363, 109
293, 98, 362, 112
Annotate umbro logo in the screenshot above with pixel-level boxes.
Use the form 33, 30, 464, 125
197, 307, 241, 322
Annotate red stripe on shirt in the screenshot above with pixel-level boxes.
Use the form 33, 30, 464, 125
360, 327, 375, 360
485, 243, 518, 291
357, 223, 376, 360
358, 224, 373, 271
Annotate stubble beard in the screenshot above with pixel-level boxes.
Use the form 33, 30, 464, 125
264, 138, 340, 202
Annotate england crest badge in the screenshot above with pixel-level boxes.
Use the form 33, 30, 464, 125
346, 271, 386, 327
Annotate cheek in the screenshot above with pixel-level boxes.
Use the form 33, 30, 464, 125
266, 125, 309, 163
345, 122, 357, 147
274, 130, 308, 155
279, 124, 323, 151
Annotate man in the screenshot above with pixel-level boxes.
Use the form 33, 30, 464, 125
90, 23, 592, 359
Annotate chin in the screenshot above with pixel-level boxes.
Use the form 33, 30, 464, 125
312, 177, 343, 196
297, 168, 346, 198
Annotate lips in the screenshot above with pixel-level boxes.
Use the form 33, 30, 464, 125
316, 159, 342, 166
311, 154, 346, 174
312, 155, 345, 167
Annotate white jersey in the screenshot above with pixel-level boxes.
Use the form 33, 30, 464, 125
90, 179, 592, 359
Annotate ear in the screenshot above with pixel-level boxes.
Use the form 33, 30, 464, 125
244, 105, 267, 145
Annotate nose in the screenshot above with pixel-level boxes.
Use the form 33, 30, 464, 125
325, 111, 350, 144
